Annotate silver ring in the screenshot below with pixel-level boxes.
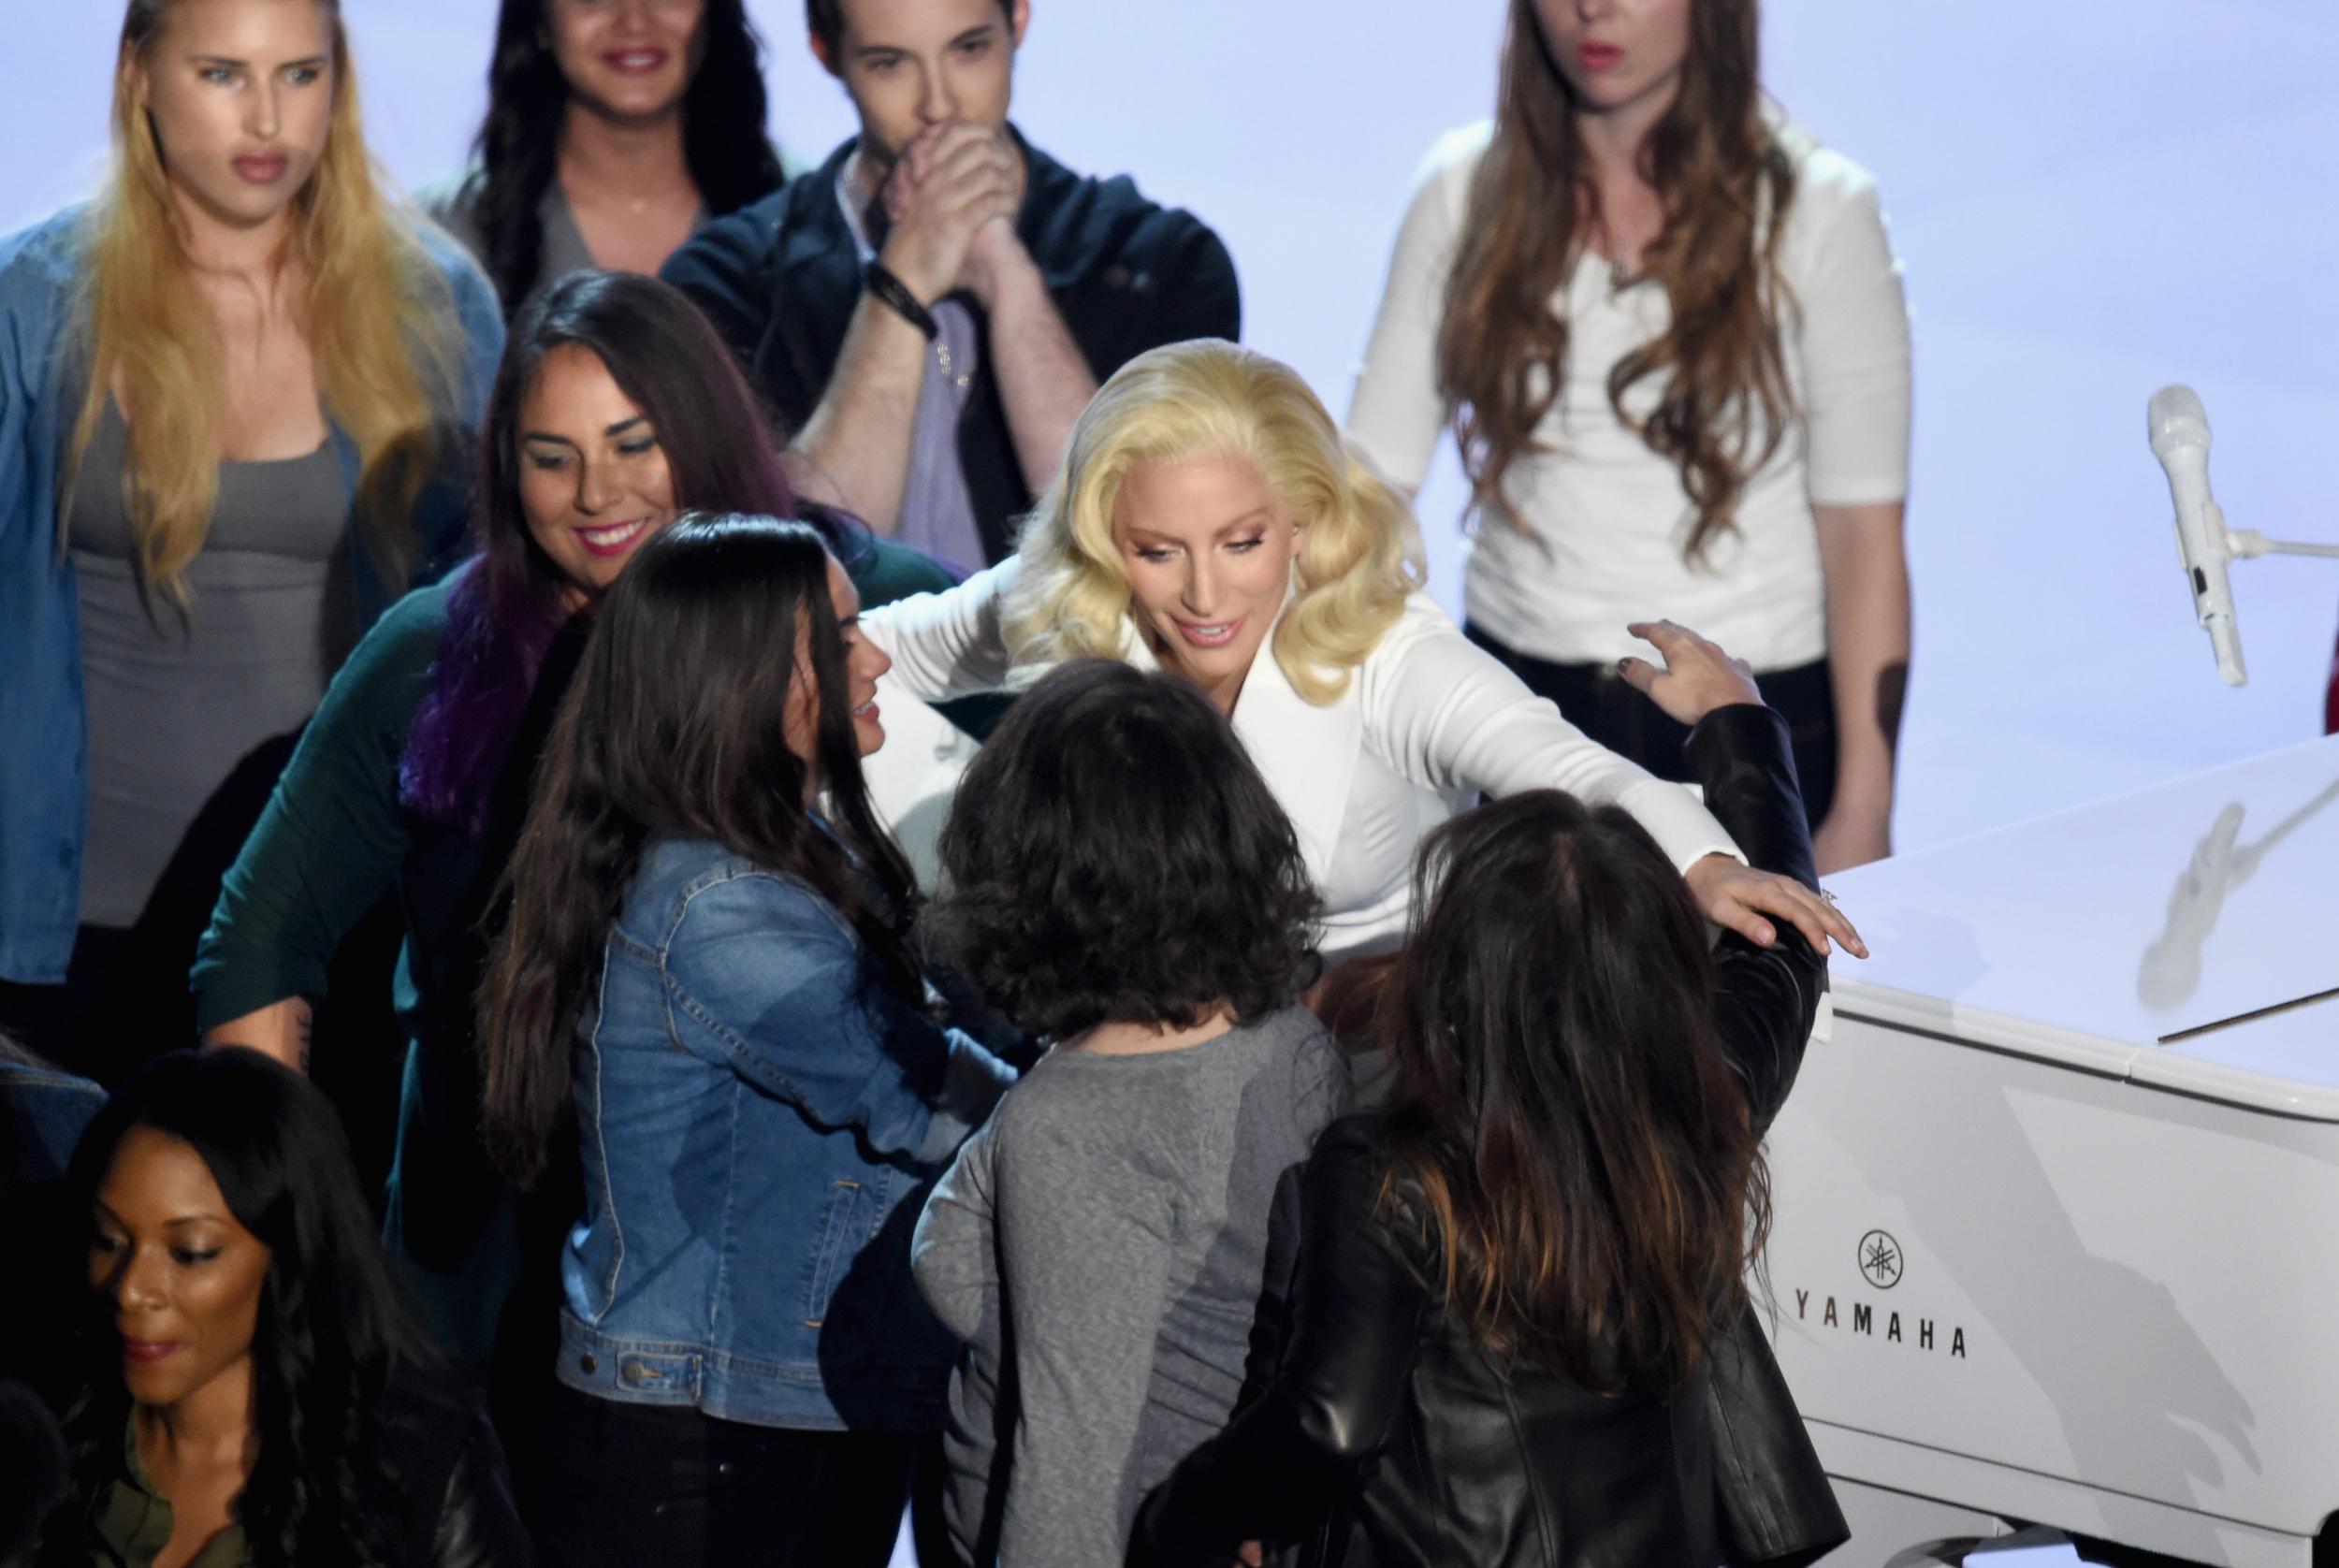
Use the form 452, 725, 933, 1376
1818, 889, 1838, 906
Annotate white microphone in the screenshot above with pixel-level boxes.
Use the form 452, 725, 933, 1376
2147, 385, 2245, 687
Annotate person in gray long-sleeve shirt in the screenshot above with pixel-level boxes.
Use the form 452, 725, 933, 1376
912, 660, 1354, 1567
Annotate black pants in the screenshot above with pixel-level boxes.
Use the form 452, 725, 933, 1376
1466, 624, 1839, 830
533, 1381, 916, 1568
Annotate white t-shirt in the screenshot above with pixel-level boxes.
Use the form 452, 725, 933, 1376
1347, 121, 1911, 671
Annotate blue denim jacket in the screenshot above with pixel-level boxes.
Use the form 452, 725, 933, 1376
0, 204, 504, 983
558, 835, 1013, 1432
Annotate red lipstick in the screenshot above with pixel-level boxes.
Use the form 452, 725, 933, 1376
122, 1338, 182, 1364
602, 48, 670, 76
1577, 41, 1624, 73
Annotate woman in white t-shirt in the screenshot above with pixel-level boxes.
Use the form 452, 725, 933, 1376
1349, 0, 1912, 873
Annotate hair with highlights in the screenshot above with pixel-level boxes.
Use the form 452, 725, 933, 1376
66, 0, 462, 611
1376, 791, 1769, 1390
1439, 0, 1796, 562
398, 269, 859, 834
1004, 340, 1425, 707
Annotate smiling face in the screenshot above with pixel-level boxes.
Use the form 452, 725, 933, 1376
543, 0, 706, 125
1111, 451, 1301, 714
516, 343, 678, 603
816, 0, 1024, 175
783, 556, 893, 790
132, 0, 336, 232
89, 1127, 271, 1414
1531, 0, 1693, 121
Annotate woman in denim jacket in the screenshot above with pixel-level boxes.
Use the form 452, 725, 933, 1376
0, 0, 503, 1060
477, 514, 1013, 1567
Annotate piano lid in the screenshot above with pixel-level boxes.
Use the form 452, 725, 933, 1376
1826, 733, 2339, 1120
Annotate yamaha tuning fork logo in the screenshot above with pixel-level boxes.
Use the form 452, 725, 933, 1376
1787, 1226, 1968, 1361
1857, 1229, 1904, 1289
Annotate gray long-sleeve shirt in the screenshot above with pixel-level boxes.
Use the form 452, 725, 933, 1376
911, 1004, 1350, 1567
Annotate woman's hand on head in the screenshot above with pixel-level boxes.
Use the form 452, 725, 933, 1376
1685, 855, 1867, 958
1616, 620, 1763, 726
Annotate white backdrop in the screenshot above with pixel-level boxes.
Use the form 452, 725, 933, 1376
10, 2, 2339, 855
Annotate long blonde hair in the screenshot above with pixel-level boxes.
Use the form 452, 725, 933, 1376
67, 0, 459, 608
1004, 341, 1425, 706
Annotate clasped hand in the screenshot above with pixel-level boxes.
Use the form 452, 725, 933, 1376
1619, 620, 1867, 959
875, 121, 1026, 306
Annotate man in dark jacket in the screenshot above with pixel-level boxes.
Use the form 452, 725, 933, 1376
661, 0, 1242, 572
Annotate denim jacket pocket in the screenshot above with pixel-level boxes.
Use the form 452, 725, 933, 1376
803, 1173, 882, 1328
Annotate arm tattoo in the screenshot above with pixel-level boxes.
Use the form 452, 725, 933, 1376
1874, 661, 1910, 759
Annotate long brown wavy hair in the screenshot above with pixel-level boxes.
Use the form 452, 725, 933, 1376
1438, 0, 1796, 562
1376, 790, 1768, 1391
475, 515, 920, 1189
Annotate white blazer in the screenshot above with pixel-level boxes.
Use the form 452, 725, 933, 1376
857, 667, 979, 889
865, 559, 1742, 964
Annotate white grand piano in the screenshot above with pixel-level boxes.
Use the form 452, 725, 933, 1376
1766, 733, 2339, 1566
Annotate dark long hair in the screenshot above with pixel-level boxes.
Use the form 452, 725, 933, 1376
477, 515, 919, 1188
60, 1050, 432, 1568
460, 0, 785, 307
928, 660, 1322, 1038
1438, 0, 1795, 562
1377, 791, 1767, 1392
399, 269, 856, 834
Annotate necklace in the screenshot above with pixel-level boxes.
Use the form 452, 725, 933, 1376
934, 334, 973, 391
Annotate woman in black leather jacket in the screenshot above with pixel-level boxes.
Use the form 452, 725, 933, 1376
48, 1048, 528, 1568
1133, 620, 1858, 1568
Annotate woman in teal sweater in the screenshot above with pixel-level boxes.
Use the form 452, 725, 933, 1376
189, 271, 959, 1388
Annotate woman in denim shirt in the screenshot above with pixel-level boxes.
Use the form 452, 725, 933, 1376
0, 0, 503, 1061
477, 515, 1013, 1567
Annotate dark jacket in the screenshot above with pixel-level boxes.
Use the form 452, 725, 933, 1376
660, 132, 1242, 564
75, 1369, 528, 1568
1130, 704, 1845, 1568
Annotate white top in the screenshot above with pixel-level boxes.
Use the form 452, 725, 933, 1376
864, 560, 1741, 964
1348, 121, 1911, 669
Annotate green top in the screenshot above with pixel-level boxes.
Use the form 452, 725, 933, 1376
89, 1420, 252, 1568
189, 537, 964, 1030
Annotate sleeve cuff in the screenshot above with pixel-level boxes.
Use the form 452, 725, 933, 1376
1617, 775, 1745, 874
914, 1031, 1015, 1165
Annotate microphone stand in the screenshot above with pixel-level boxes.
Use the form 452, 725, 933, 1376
2227, 530, 2339, 561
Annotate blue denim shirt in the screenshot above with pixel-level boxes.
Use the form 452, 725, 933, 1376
0, 204, 504, 983
558, 835, 1013, 1432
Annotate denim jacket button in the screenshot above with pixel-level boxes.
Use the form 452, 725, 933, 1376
579, 1353, 599, 1374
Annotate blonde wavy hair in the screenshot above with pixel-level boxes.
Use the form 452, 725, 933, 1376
1003, 341, 1425, 706
66, 0, 459, 610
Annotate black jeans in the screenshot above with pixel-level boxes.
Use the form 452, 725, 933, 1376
1466, 625, 1839, 830
533, 1381, 916, 1568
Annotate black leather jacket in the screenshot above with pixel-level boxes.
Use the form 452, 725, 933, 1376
1132, 704, 1841, 1568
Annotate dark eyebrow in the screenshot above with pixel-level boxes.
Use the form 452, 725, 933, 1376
189, 54, 329, 69
950, 22, 999, 46
605, 414, 648, 438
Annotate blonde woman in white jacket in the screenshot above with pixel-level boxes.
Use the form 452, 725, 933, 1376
865, 339, 1861, 965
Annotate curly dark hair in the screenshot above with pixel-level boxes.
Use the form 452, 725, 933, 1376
461, 0, 786, 307
59, 1050, 434, 1568
929, 660, 1321, 1038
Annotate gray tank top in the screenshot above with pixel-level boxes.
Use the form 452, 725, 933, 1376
68, 400, 352, 929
